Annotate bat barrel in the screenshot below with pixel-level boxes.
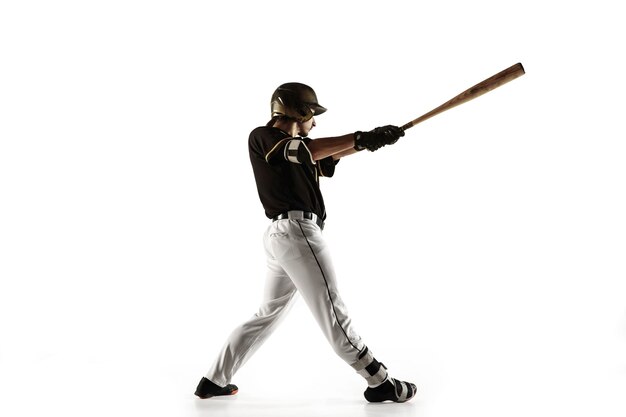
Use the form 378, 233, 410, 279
402, 62, 525, 131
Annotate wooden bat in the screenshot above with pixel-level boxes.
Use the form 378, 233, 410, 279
401, 62, 525, 131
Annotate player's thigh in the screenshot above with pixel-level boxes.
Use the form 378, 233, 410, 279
263, 264, 297, 303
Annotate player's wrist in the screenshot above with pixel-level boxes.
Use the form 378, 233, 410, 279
353, 132, 366, 151
353, 129, 385, 152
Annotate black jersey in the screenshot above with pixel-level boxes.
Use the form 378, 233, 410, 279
249, 126, 338, 220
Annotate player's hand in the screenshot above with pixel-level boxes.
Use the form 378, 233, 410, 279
375, 125, 405, 145
354, 125, 405, 152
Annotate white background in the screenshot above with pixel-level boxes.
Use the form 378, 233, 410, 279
1, 1, 624, 416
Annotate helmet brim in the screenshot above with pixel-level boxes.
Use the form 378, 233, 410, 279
310, 104, 327, 116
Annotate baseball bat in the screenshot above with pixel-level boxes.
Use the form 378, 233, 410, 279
401, 62, 525, 131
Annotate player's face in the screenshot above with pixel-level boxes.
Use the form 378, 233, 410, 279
298, 116, 316, 137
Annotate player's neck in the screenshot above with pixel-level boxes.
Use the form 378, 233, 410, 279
272, 119, 299, 138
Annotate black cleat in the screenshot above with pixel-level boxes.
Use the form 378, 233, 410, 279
195, 377, 239, 399
364, 377, 417, 403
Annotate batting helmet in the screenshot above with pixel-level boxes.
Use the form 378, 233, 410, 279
270, 82, 327, 122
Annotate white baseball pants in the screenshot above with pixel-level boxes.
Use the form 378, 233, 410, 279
205, 212, 382, 387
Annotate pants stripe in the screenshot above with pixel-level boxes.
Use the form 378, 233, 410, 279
296, 220, 361, 353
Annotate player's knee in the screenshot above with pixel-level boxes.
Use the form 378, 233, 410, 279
256, 294, 295, 318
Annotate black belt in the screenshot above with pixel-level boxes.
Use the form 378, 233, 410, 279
272, 211, 324, 230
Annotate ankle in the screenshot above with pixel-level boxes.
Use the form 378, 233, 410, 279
351, 347, 389, 387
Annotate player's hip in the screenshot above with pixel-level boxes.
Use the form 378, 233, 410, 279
263, 215, 324, 261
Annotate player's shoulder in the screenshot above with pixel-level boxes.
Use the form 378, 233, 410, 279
250, 125, 286, 136
249, 126, 289, 143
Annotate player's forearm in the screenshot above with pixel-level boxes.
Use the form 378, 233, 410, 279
307, 134, 356, 161
332, 147, 359, 160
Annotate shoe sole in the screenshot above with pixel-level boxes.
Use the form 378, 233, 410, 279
364, 384, 417, 403
196, 388, 238, 399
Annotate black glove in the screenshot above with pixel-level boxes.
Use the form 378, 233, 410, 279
354, 125, 405, 152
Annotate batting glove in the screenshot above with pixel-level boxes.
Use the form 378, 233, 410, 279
354, 125, 405, 152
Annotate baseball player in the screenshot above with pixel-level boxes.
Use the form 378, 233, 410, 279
195, 83, 416, 403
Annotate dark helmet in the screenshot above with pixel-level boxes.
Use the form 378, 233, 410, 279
270, 82, 327, 122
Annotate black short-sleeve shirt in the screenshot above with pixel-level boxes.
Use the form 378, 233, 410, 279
248, 126, 338, 220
